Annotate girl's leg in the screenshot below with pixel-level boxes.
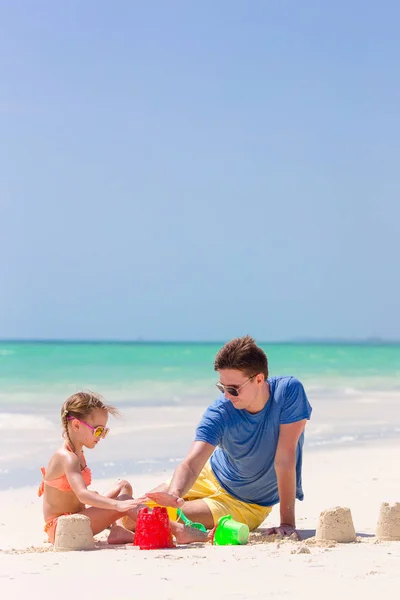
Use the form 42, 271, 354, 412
102, 479, 133, 498
80, 494, 141, 543
98, 480, 141, 543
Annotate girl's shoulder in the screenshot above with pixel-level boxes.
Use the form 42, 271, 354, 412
45, 446, 79, 478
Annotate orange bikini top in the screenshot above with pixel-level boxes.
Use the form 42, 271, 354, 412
38, 452, 92, 496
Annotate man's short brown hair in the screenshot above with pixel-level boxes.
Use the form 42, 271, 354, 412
214, 335, 268, 378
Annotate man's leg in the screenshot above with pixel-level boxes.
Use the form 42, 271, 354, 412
146, 490, 215, 529
147, 469, 269, 532
147, 464, 216, 529
177, 499, 215, 529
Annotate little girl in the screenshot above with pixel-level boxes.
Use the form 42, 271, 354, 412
39, 391, 210, 546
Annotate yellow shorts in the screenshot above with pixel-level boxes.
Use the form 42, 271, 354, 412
182, 461, 272, 531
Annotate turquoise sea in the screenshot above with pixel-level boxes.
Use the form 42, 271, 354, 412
0, 341, 399, 489
1, 341, 399, 410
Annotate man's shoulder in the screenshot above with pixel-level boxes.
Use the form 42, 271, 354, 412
269, 376, 303, 399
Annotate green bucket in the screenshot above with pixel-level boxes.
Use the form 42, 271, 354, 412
212, 515, 250, 546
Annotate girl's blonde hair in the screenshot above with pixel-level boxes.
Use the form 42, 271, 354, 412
61, 391, 119, 450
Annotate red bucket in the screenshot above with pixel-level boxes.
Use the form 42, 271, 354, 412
134, 507, 175, 550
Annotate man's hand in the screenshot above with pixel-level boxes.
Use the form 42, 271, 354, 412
145, 491, 185, 508
264, 524, 300, 539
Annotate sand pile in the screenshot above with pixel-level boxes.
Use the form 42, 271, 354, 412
54, 514, 94, 551
376, 502, 400, 541
316, 507, 356, 543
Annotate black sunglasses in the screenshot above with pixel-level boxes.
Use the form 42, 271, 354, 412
215, 375, 256, 397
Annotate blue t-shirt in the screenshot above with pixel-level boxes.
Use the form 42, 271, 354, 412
195, 376, 312, 507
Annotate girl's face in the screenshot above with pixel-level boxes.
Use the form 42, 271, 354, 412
69, 409, 110, 449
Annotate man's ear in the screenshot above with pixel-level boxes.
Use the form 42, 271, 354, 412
255, 373, 265, 385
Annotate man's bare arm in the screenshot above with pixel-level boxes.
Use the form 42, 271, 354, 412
274, 419, 307, 529
146, 441, 215, 508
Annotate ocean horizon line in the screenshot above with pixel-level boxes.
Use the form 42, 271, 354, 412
1, 338, 399, 346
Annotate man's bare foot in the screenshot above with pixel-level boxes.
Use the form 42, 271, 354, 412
107, 525, 134, 545
173, 523, 211, 545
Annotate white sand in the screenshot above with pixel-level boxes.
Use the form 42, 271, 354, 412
1, 441, 400, 599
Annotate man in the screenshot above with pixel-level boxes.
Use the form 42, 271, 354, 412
148, 335, 312, 537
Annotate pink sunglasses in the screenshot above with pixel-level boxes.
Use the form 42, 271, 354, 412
67, 416, 110, 438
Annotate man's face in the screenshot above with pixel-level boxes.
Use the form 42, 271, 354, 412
217, 369, 264, 411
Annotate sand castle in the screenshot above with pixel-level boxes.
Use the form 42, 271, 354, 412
316, 506, 357, 543
54, 514, 95, 551
376, 502, 400, 541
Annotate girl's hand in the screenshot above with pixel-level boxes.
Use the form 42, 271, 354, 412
116, 497, 147, 512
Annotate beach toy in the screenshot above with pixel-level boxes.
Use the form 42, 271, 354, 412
177, 508, 207, 532
145, 499, 178, 521
54, 514, 95, 551
316, 506, 356, 543
376, 502, 400, 541
134, 506, 175, 550
212, 515, 249, 546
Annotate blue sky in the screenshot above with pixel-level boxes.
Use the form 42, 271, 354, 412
1, 1, 399, 341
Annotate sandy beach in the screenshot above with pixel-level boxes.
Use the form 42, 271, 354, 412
1, 440, 399, 599
2, 0, 399, 591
